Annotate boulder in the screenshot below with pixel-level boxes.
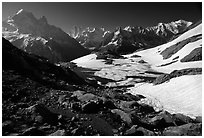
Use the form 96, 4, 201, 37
173, 113, 193, 125
71, 90, 85, 98
78, 93, 98, 102
34, 115, 44, 123
25, 104, 58, 125
21, 127, 44, 136
58, 95, 67, 104
82, 101, 100, 113
125, 125, 138, 135
149, 111, 176, 128
194, 116, 202, 123
114, 93, 141, 101
138, 59, 147, 63
139, 103, 156, 114
111, 109, 132, 125
124, 93, 145, 101
103, 99, 117, 109
119, 101, 138, 112
163, 123, 202, 136
49, 129, 66, 136
135, 127, 155, 136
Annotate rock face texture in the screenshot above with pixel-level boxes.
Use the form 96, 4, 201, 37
2, 9, 90, 63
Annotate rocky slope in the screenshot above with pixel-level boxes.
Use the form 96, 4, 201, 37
2, 37, 87, 87
2, 9, 90, 63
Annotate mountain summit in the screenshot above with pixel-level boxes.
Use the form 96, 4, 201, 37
2, 9, 90, 63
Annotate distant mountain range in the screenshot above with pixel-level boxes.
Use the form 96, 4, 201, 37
2, 9, 90, 63
2, 9, 197, 63
74, 20, 193, 55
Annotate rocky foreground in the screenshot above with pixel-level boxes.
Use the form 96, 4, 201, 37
2, 69, 202, 136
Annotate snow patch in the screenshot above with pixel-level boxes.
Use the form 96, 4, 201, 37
128, 75, 202, 117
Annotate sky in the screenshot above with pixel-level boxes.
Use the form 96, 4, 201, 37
2, 2, 202, 33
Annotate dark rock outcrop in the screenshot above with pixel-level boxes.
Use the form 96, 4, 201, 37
180, 47, 202, 62
160, 34, 202, 59
154, 68, 202, 85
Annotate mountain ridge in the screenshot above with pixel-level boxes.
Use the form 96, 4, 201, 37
73, 20, 193, 55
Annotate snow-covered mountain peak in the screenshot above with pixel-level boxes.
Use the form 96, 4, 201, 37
157, 22, 165, 26
150, 20, 193, 36
174, 19, 193, 26
124, 26, 132, 32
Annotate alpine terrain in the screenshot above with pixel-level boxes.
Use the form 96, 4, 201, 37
2, 8, 202, 136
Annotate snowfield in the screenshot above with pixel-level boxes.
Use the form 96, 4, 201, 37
72, 23, 202, 117
72, 54, 113, 69
72, 54, 157, 82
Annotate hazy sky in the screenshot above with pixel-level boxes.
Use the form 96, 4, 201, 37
2, 2, 202, 33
